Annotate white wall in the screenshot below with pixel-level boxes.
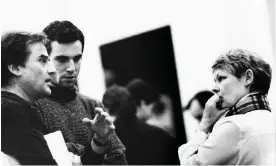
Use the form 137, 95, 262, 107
1, 0, 275, 110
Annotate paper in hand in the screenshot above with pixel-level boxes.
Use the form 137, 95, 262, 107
44, 130, 72, 166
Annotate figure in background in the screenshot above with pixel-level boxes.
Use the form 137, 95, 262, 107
178, 49, 275, 165
126, 78, 175, 136
34, 20, 127, 165
102, 85, 180, 165
182, 90, 213, 141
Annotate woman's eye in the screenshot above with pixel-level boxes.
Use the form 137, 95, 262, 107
218, 76, 226, 82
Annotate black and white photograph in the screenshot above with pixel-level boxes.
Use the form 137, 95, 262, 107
1, 0, 275, 165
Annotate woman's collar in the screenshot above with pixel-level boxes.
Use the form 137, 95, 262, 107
238, 92, 259, 103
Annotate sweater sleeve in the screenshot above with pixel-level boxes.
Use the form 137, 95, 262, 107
80, 143, 105, 165
103, 133, 127, 165
1, 103, 57, 165
80, 133, 127, 165
80, 134, 128, 165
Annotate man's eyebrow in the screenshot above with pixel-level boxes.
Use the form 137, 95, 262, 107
54, 55, 69, 59
39, 54, 49, 60
74, 54, 82, 58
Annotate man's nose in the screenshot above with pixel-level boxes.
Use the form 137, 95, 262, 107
66, 59, 75, 73
47, 61, 56, 76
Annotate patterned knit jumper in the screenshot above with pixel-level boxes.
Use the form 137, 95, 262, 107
34, 86, 126, 164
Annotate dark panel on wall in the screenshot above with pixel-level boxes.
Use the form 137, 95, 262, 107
100, 25, 186, 145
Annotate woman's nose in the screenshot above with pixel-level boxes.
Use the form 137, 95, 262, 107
212, 85, 219, 94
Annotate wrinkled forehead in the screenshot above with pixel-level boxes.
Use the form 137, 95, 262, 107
27, 42, 48, 59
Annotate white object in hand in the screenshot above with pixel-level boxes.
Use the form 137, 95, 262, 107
44, 130, 72, 166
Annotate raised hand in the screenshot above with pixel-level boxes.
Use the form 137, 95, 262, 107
82, 107, 115, 143
199, 94, 228, 133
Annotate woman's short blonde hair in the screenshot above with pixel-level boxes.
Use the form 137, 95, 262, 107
212, 49, 272, 94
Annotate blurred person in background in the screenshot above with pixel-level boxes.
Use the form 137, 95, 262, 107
102, 85, 180, 165
178, 49, 275, 165
126, 78, 175, 136
34, 20, 127, 165
182, 90, 214, 141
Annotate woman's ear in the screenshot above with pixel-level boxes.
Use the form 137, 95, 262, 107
7, 64, 22, 76
244, 69, 254, 87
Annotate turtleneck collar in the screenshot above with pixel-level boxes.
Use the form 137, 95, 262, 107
50, 85, 77, 102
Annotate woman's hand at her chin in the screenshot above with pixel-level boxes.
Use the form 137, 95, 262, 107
199, 94, 228, 133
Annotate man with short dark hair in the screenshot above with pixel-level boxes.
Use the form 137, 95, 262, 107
35, 20, 127, 165
1, 32, 57, 165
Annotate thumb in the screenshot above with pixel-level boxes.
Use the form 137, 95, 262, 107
82, 118, 92, 125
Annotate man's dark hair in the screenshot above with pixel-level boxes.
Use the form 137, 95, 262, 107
43, 20, 84, 54
102, 85, 137, 125
1, 31, 47, 87
126, 78, 165, 115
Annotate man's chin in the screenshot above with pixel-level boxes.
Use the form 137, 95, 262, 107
44, 88, 52, 96
50, 81, 75, 89
42, 85, 52, 96
61, 83, 76, 89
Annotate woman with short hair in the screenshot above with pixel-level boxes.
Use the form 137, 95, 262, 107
178, 49, 274, 165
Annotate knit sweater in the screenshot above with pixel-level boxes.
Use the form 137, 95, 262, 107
34, 86, 126, 165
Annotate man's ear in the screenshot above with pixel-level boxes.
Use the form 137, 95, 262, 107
244, 69, 254, 87
7, 64, 22, 76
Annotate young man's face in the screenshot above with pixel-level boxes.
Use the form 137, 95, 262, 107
20, 42, 54, 98
49, 40, 82, 88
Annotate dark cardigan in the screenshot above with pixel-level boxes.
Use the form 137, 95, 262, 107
1, 91, 57, 165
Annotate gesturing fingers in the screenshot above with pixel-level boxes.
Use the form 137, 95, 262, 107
95, 107, 113, 120
94, 107, 104, 114
82, 118, 91, 125
100, 111, 109, 119
104, 116, 113, 125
